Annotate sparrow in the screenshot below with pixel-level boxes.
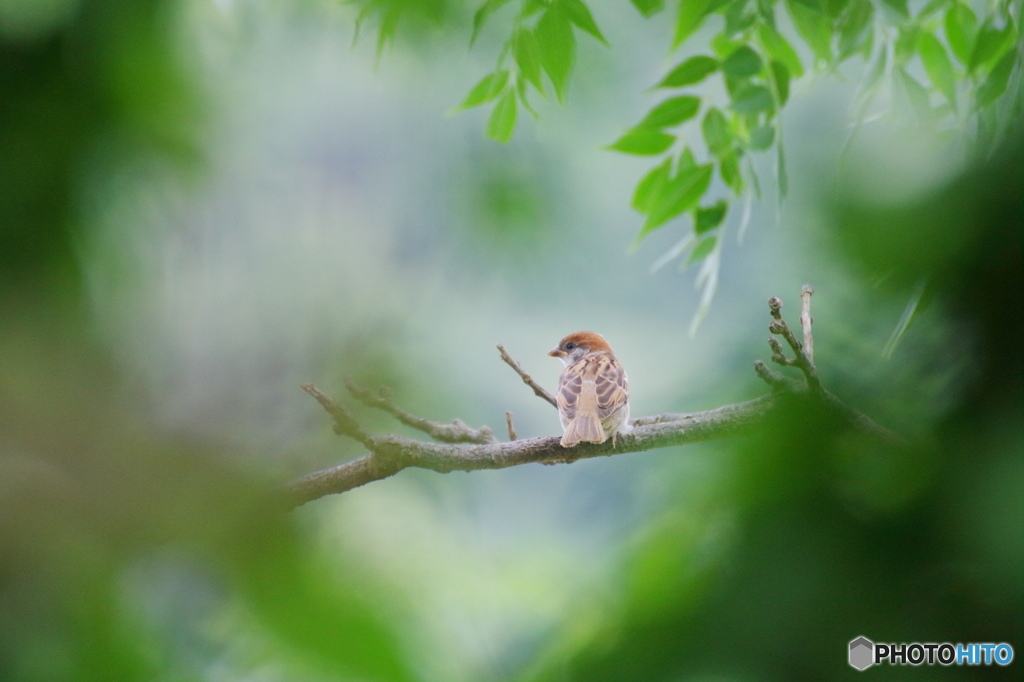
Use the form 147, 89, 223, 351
548, 331, 631, 448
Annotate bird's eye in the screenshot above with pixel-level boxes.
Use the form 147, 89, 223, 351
565, 342, 576, 350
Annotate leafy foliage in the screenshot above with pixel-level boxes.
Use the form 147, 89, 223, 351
452, 0, 1021, 330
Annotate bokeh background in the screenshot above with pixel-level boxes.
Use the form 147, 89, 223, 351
1, 0, 1020, 680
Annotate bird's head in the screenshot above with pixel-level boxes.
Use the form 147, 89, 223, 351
548, 331, 613, 366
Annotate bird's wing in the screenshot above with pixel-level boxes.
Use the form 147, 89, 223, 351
560, 353, 628, 421
556, 366, 582, 424
592, 355, 629, 420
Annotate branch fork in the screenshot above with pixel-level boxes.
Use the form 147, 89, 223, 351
762, 287, 821, 393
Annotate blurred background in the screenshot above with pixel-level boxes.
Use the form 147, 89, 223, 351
1, 0, 1019, 680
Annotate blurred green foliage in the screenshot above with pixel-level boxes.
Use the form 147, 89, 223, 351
526, 136, 1022, 681
1, 1, 414, 680
0, 0, 198, 284
1, 1, 1020, 681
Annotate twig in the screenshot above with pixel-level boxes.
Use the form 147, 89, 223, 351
300, 384, 372, 446
756, 290, 905, 447
818, 388, 905, 447
765, 296, 822, 393
344, 378, 495, 444
800, 285, 814, 364
497, 344, 557, 408
505, 412, 517, 441
753, 360, 790, 390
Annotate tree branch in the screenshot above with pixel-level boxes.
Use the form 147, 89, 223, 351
505, 411, 518, 441
497, 343, 557, 408
766, 295, 822, 393
756, 293, 905, 447
286, 290, 905, 508
299, 384, 373, 446
282, 394, 776, 507
799, 285, 814, 364
343, 378, 495, 444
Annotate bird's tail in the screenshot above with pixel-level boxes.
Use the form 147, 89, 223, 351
560, 413, 606, 447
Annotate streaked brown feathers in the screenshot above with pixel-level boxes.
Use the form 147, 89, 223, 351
552, 332, 630, 448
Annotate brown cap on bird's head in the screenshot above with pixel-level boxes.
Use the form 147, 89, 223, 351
548, 331, 613, 357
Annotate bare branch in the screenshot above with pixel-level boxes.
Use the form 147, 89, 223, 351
800, 285, 814, 364
497, 344, 557, 408
818, 388, 906, 448
300, 384, 372, 446
754, 359, 789, 390
285, 290, 904, 508
765, 297, 822, 393
283, 395, 777, 507
344, 378, 495, 444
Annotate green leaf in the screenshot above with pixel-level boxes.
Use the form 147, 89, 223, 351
749, 124, 775, 150
883, 278, 928, 359
719, 150, 743, 192
746, 154, 762, 200
897, 67, 931, 116
861, 45, 887, 97
677, 146, 697, 174
516, 76, 540, 118
658, 55, 720, 87
487, 88, 518, 142
725, 0, 757, 36
722, 46, 764, 78
453, 70, 510, 111
536, 7, 576, 104
917, 33, 957, 108
970, 22, 1015, 73
777, 133, 788, 200
513, 29, 545, 93
650, 231, 696, 271
686, 236, 717, 265
472, 0, 515, 46
701, 107, 731, 155
706, 0, 733, 15
560, 0, 609, 45
674, 0, 714, 49
975, 49, 1017, 109
944, 3, 977, 67
894, 26, 920, 65
879, 0, 908, 19
731, 84, 774, 113
694, 200, 728, 234
643, 163, 714, 233
608, 127, 676, 155
755, 0, 775, 22
918, 0, 948, 20
769, 60, 791, 105
758, 23, 804, 77
632, 157, 673, 212
711, 32, 744, 59
639, 96, 701, 127
523, 0, 546, 16
837, 0, 874, 61
786, 0, 832, 64
630, 0, 665, 17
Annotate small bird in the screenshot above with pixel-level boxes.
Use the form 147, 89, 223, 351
548, 331, 631, 448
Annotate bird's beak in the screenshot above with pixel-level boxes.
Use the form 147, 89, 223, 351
548, 348, 565, 358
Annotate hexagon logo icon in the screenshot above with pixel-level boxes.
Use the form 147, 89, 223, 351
849, 636, 874, 670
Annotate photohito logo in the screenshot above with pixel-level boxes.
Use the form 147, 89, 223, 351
848, 636, 1014, 670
